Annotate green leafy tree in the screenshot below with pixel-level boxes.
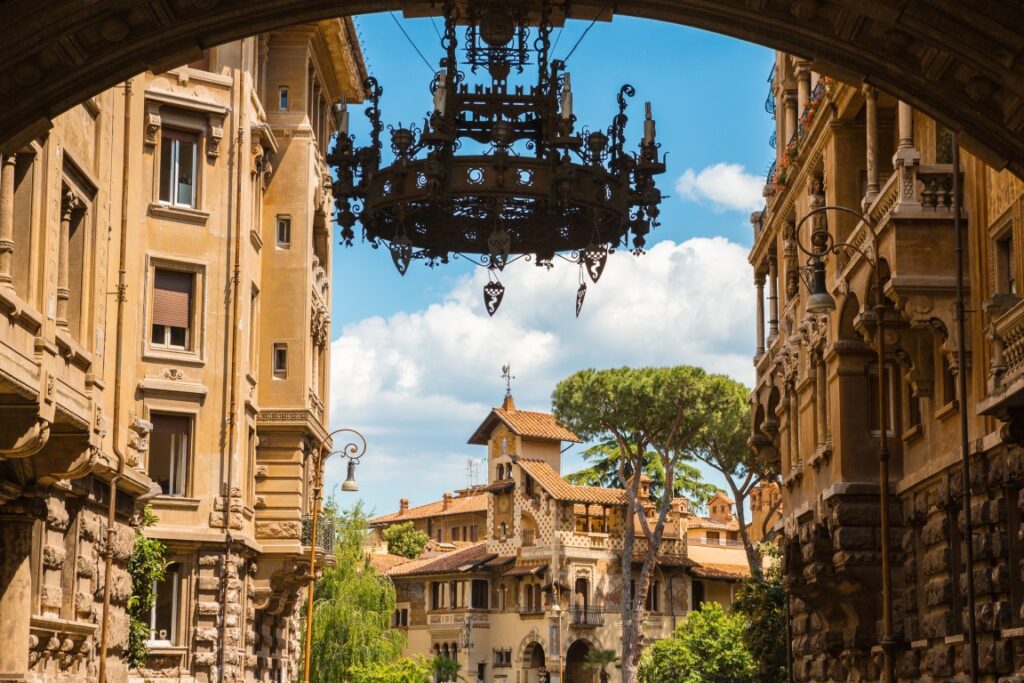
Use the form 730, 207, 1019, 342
685, 374, 781, 577
300, 500, 406, 682
553, 366, 715, 683
381, 521, 429, 559
638, 602, 756, 683
733, 545, 787, 682
583, 648, 620, 683
127, 506, 168, 667
566, 439, 718, 511
349, 657, 434, 683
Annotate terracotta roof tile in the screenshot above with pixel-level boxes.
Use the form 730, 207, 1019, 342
386, 543, 493, 578
686, 515, 740, 532
468, 404, 580, 445
630, 552, 697, 568
368, 553, 413, 572
517, 459, 628, 505
690, 562, 751, 581
369, 491, 488, 525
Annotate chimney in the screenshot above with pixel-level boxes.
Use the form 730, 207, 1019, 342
442, 493, 453, 510
502, 394, 516, 411
399, 499, 409, 514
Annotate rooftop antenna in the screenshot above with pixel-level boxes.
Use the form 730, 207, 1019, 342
501, 363, 515, 398
466, 458, 482, 488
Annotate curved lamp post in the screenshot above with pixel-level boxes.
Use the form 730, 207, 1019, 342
793, 204, 896, 683
302, 427, 367, 683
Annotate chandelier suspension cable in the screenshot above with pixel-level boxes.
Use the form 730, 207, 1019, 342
388, 12, 436, 74
560, 0, 611, 63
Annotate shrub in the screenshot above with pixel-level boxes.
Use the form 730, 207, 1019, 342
638, 602, 756, 683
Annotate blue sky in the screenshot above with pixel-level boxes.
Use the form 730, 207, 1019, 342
326, 12, 774, 515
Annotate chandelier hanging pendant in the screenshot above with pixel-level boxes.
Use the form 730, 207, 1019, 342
329, 0, 666, 316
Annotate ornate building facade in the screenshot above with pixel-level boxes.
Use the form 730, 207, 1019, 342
372, 395, 752, 683
0, 21, 365, 682
751, 52, 1024, 681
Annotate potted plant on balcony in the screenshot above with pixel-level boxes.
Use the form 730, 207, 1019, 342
583, 648, 620, 683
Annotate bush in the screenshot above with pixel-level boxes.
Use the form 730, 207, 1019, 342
126, 506, 168, 667
733, 546, 787, 683
381, 521, 430, 559
638, 602, 756, 683
349, 656, 433, 683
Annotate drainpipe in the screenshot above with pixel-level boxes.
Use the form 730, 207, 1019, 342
98, 76, 132, 683
668, 572, 676, 630
952, 133, 980, 682
218, 68, 246, 681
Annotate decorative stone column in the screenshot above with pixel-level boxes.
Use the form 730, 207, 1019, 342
768, 256, 780, 341
0, 507, 36, 678
56, 191, 81, 329
862, 85, 880, 206
789, 384, 801, 471
755, 272, 766, 356
815, 353, 828, 449
0, 154, 15, 287
893, 101, 922, 210
783, 92, 798, 145
795, 61, 812, 117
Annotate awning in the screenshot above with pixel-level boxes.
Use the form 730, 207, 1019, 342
504, 563, 548, 577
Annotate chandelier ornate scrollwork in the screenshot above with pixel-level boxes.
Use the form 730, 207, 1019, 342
329, 0, 666, 316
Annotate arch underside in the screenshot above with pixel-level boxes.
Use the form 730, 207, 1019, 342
0, 1, 1023, 176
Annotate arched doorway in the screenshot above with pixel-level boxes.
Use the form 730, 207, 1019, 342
523, 642, 546, 683
565, 639, 595, 683
2, 3, 1024, 177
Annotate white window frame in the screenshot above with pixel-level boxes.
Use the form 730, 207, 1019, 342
273, 343, 288, 379
278, 87, 290, 111
148, 564, 180, 646
276, 215, 292, 247
159, 132, 198, 209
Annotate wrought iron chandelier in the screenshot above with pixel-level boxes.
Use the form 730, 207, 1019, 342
329, 0, 665, 316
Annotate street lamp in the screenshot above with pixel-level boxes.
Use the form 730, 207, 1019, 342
549, 582, 564, 682
302, 427, 368, 683
793, 203, 895, 683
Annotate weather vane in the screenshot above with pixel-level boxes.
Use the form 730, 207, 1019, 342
501, 363, 515, 398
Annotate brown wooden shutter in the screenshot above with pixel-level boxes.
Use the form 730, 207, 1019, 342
151, 413, 190, 436
153, 270, 193, 328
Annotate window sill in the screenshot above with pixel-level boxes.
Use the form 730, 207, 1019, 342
144, 644, 188, 654
934, 401, 959, 421
143, 349, 204, 366
901, 424, 923, 443
148, 202, 209, 226
151, 495, 201, 510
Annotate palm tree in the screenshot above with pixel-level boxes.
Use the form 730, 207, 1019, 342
582, 648, 619, 683
431, 656, 467, 683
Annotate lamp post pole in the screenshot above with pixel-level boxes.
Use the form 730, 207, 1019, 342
795, 204, 895, 683
301, 428, 367, 683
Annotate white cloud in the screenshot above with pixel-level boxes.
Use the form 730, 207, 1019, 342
675, 162, 765, 213
327, 237, 756, 512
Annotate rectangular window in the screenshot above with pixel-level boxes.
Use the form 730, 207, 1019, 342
691, 580, 705, 610
431, 582, 442, 610
470, 525, 478, 542
278, 87, 289, 111
276, 216, 291, 246
997, 233, 1016, 295
940, 353, 957, 407
159, 130, 198, 208
706, 531, 720, 544
149, 563, 180, 644
149, 414, 191, 496
471, 579, 489, 609
152, 268, 194, 350
646, 581, 661, 612
273, 343, 287, 379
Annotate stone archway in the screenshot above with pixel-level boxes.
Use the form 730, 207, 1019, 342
564, 639, 595, 683
1, 2, 1024, 176
522, 641, 546, 683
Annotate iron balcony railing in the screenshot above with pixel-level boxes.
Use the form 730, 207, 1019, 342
301, 514, 336, 553
518, 605, 545, 616
571, 608, 605, 627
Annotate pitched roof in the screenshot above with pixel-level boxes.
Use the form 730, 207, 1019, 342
369, 491, 488, 526
690, 562, 751, 581
367, 552, 413, 573
517, 458, 628, 505
686, 514, 741, 532
385, 542, 495, 578
629, 552, 697, 568
467, 397, 580, 445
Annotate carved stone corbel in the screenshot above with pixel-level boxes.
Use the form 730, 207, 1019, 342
0, 416, 51, 459
144, 112, 161, 146
207, 114, 224, 159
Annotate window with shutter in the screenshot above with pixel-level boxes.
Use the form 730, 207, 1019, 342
152, 269, 194, 349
